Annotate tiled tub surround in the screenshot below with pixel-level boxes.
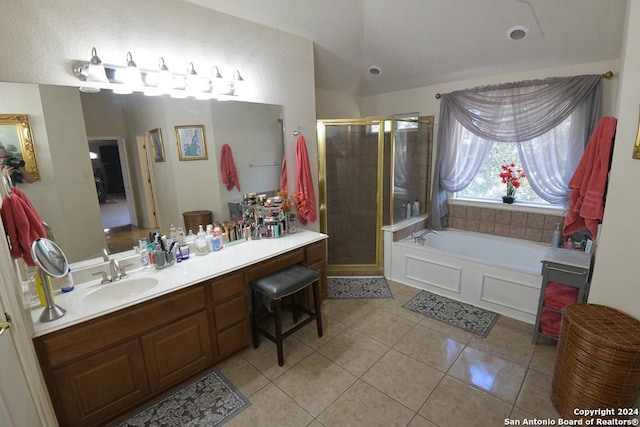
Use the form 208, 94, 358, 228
448, 204, 564, 244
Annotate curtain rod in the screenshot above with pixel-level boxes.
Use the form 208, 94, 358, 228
434, 70, 614, 99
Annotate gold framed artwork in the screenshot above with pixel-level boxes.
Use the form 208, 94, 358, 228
149, 128, 165, 162
0, 114, 40, 181
175, 125, 207, 161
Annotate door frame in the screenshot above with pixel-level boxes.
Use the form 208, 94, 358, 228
88, 136, 138, 227
136, 134, 159, 229
0, 207, 58, 426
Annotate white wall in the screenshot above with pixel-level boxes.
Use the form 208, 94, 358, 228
588, 0, 640, 318
316, 88, 362, 119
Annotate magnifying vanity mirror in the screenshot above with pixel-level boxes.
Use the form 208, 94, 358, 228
31, 238, 69, 322
1, 82, 284, 265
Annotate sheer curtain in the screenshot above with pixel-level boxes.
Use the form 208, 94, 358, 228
428, 74, 602, 230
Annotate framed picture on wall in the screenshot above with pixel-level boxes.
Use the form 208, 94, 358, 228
175, 124, 207, 161
149, 128, 165, 162
0, 114, 40, 181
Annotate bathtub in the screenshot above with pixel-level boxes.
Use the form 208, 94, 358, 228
385, 228, 547, 324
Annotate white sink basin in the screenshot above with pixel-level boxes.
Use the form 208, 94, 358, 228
81, 277, 159, 304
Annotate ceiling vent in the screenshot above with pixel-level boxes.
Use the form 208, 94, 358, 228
368, 66, 381, 75
507, 25, 529, 41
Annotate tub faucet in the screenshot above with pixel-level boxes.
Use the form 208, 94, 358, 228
414, 229, 437, 246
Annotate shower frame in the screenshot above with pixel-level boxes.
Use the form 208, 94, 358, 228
317, 116, 433, 274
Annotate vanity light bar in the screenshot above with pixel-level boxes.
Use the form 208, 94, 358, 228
72, 48, 245, 99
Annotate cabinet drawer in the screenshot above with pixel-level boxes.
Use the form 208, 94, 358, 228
211, 271, 245, 304
217, 320, 251, 359
247, 249, 304, 282
543, 262, 589, 286
214, 295, 248, 331
305, 240, 326, 265
41, 285, 206, 368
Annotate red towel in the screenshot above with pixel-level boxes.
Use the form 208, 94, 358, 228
544, 282, 579, 310
563, 117, 616, 239
540, 309, 562, 337
1, 188, 46, 266
295, 135, 317, 225
280, 154, 287, 193
220, 144, 240, 191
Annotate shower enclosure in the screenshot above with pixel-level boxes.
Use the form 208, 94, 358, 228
317, 116, 433, 273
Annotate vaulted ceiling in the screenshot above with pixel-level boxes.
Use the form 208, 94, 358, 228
185, 0, 627, 97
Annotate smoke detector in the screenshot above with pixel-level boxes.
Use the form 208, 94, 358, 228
368, 65, 381, 75
507, 25, 529, 41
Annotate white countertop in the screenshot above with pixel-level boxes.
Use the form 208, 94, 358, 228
31, 230, 327, 337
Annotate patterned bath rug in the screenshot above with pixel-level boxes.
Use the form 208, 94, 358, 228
116, 369, 250, 426
403, 290, 500, 337
328, 276, 393, 299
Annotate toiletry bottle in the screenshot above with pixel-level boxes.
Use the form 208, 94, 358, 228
59, 268, 75, 293
413, 200, 420, 216
138, 238, 150, 268
550, 223, 561, 247
195, 225, 208, 255
177, 227, 186, 245
213, 226, 223, 251
169, 224, 177, 242
406, 202, 412, 219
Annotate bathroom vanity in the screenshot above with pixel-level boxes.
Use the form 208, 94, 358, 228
31, 230, 327, 427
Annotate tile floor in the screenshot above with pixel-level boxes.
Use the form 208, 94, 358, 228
216, 280, 574, 427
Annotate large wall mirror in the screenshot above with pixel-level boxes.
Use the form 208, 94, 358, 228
0, 114, 40, 180
0, 82, 284, 263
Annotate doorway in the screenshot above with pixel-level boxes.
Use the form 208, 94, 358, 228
317, 117, 433, 274
89, 137, 153, 253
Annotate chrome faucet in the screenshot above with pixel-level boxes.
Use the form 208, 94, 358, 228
101, 248, 110, 262
413, 229, 438, 246
110, 259, 121, 281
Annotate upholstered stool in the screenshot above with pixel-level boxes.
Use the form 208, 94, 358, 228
251, 265, 323, 366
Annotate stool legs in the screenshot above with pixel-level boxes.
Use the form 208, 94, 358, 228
274, 298, 284, 366
313, 281, 323, 338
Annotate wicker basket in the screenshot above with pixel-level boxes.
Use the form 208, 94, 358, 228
552, 303, 640, 419
182, 210, 213, 234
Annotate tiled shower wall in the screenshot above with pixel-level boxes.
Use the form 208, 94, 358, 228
448, 204, 564, 244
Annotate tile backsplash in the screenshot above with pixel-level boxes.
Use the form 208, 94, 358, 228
447, 204, 563, 244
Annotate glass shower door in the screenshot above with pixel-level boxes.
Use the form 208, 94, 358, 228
318, 119, 384, 271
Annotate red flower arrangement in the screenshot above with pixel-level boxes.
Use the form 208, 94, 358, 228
499, 163, 526, 199
276, 190, 305, 214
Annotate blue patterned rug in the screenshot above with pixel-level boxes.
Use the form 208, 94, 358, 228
116, 369, 250, 426
403, 290, 500, 337
327, 276, 393, 299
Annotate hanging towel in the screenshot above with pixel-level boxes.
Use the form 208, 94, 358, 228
280, 153, 287, 193
295, 135, 317, 225
563, 116, 617, 239
1, 188, 46, 266
220, 143, 240, 191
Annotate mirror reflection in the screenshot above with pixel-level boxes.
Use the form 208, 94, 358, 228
0, 82, 283, 263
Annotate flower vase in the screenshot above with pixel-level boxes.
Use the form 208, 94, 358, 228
502, 196, 515, 204
286, 213, 297, 234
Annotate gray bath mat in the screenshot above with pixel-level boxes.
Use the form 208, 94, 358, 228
116, 369, 250, 426
328, 276, 393, 299
403, 290, 500, 337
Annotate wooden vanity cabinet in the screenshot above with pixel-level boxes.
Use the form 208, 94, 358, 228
33, 238, 328, 427
33, 285, 211, 427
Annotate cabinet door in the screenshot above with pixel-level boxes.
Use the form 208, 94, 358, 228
141, 311, 214, 393
51, 339, 149, 427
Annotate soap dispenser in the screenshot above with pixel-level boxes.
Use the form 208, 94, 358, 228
551, 223, 562, 248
